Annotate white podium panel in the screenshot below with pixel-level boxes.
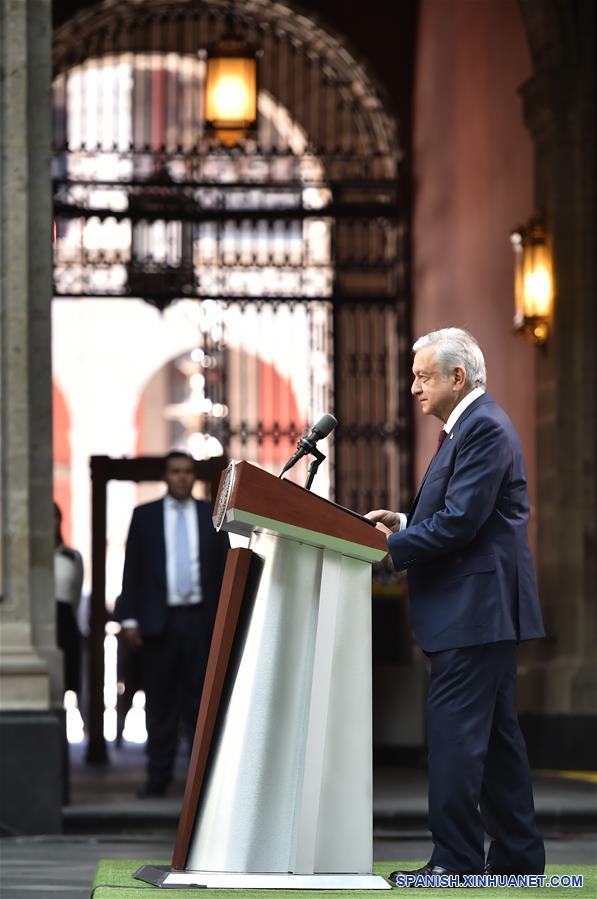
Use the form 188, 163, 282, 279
186, 530, 374, 876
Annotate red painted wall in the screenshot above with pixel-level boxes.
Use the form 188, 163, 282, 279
258, 359, 305, 473
412, 0, 537, 544
52, 381, 72, 544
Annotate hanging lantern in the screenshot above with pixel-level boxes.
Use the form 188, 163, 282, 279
128, 164, 195, 310
204, 33, 258, 147
510, 220, 553, 345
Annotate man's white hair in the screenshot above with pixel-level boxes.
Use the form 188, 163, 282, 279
413, 328, 486, 388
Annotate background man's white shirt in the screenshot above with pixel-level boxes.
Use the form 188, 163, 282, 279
163, 494, 202, 606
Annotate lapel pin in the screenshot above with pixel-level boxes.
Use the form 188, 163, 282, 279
449, 433, 454, 440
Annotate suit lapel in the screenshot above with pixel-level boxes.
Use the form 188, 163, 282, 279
154, 498, 167, 586
408, 436, 450, 520
453, 391, 492, 430
407, 393, 492, 521
195, 499, 205, 546
195, 499, 206, 588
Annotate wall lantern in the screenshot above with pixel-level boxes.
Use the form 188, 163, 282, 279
204, 31, 258, 147
510, 220, 554, 345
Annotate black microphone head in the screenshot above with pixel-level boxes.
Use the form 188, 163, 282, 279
311, 413, 338, 439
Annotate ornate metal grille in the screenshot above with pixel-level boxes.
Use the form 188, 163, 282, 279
52, 0, 411, 512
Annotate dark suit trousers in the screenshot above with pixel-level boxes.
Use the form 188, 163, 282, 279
426, 642, 545, 874
56, 601, 81, 695
141, 605, 211, 787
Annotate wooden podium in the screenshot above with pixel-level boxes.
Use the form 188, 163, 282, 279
136, 461, 391, 890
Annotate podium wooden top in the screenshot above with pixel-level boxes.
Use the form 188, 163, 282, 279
213, 461, 388, 562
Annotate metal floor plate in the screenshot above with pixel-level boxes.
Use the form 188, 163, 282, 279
134, 864, 392, 890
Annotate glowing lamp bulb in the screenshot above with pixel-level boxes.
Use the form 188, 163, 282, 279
523, 265, 552, 317
213, 76, 250, 121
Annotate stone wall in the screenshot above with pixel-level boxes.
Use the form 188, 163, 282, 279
0, 0, 63, 833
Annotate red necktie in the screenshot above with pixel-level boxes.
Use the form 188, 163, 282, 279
432, 429, 447, 460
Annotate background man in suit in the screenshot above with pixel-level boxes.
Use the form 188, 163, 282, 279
367, 328, 545, 883
116, 451, 229, 797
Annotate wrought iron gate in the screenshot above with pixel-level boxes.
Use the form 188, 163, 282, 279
53, 0, 412, 512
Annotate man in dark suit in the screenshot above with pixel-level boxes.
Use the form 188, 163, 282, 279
116, 451, 229, 797
367, 328, 545, 883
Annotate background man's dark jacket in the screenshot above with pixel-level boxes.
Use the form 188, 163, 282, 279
115, 498, 230, 636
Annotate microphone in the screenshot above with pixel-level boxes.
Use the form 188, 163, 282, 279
280, 413, 338, 477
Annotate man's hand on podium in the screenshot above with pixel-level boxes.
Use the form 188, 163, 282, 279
365, 509, 403, 538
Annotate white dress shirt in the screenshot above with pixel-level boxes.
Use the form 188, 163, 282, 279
163, 495, 202, 606
442, 386, 485, 436
54, 546, 84, 606
397, 387, 486, 531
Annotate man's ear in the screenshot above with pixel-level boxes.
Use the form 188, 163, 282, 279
453, 365, 467, 388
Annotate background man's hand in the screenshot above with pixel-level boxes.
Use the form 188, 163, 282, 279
122, 626, 143, 650
365, 509, 402, 535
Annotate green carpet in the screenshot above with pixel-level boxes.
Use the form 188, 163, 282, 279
91, 860, 595, 898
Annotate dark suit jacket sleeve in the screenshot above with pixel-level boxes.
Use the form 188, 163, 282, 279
388, 416, 512, 570
114, 508, 142, 622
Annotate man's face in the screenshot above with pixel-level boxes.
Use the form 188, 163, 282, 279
411, 347, 465, 423
164, 456, 196, 501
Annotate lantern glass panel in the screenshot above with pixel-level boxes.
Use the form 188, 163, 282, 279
205, 57, 257, 127
522, 242, 553, 319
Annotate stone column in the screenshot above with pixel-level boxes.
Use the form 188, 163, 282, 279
517, 0, 597, 767
0, 0, 63, 833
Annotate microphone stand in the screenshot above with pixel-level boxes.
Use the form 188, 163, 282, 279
304, 446, 325, 491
